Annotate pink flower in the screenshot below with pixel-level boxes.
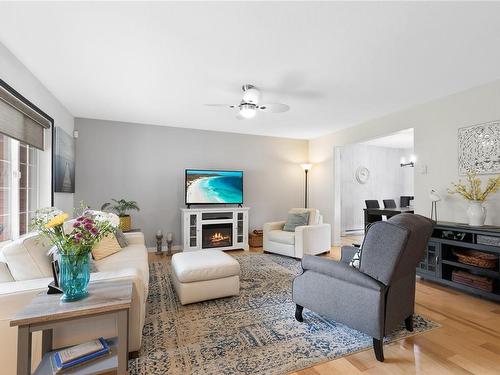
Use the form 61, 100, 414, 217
73, 238, 80, 244
73, 222, 81, 228
91, 227, 98, 235
76, 216, 85, 222
84, 223, 93, 230
75, 232, 83, 239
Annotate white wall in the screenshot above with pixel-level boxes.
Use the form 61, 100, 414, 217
74, 118, 308, 247
340, 144, 414, 232
309, 79, 500, 244
0, 42, 74, 213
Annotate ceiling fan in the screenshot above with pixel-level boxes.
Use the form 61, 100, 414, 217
205, 84, 290, 119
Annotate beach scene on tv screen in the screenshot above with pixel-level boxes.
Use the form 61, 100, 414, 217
186, 170, 243, 204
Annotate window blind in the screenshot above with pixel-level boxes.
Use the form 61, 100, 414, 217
0, 83, 51, 150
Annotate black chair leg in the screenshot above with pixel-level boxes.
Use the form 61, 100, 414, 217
405, 315, 414, 332
295, 304, 304, 322
373, 338, 384, 362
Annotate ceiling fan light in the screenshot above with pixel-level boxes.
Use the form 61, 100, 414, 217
239, 105, 256, 119
242, 87, 261, 104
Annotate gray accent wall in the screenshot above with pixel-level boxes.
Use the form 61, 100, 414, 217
74, 118, 308, 247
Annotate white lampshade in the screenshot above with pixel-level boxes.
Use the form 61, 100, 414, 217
429, 189, 441, 202
239, 106, 256, 119
301, 163, 312, 171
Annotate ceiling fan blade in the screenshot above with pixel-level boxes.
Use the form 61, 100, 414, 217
258, 103, 290, 113
205, 104, 237, 108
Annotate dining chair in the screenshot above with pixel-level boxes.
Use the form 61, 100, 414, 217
383, 199, 397, 208
365, 200, 380, 209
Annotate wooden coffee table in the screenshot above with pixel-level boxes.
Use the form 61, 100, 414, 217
10, 279, 132, 375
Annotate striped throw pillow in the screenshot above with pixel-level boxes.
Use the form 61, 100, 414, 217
92, 234, 122, 261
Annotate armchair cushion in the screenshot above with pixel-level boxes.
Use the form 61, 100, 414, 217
267, 230, 295, 245
283, 212, 310, 232
301, 255, 383, 291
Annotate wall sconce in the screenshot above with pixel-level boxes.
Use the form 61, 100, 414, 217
400, 154, 416, 168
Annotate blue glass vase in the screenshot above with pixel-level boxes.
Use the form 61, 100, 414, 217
59, 253, 90, 302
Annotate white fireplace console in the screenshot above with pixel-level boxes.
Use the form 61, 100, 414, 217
181, 207, 250, 251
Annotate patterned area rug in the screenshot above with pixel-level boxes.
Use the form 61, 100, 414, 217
129, 253, 439, 374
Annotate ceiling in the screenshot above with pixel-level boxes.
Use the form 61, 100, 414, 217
361, 128, 414, 149
1, 2, 500, 139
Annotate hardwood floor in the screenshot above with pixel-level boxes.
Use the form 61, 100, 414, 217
150, 237, 500, 374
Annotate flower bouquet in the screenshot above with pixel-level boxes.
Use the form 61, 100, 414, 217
448, 171, 500, 226
31, 206, 117, 301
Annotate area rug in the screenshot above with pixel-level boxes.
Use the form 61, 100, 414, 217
129, 253, 439, 375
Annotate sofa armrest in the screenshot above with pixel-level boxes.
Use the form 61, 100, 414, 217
123, 232, 145, 246
263, 221, 286, 233
301, 255, 383, 291
295, 224, 331, 257
340, 245, 359, 263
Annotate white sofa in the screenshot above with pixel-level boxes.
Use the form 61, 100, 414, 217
0, 231, 149, 375
263, 208, 331, 259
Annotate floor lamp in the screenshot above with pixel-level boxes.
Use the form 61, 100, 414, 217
301, 163, 312, 208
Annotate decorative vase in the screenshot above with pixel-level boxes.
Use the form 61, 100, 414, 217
59, 253, 90, 302
466, 200, 486, 226
119, 215, 131, 232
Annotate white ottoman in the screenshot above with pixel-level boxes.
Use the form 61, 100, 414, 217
171, 250, 240, 305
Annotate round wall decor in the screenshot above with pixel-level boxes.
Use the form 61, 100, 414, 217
355, 166, 370, 184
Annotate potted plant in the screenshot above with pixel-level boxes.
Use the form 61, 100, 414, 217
31, 207, 117, 302
448, 171, 500, 226
101, 199, 140, 232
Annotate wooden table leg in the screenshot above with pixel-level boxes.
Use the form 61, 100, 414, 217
17, 325, 31, 375
117, 309, 129, 374
41, 329, 53, 356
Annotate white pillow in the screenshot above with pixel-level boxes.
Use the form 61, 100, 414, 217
2, 233, 53, 281
0, 262, 14, 283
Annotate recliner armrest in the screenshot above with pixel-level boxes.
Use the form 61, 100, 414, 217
301, 255, 383, 291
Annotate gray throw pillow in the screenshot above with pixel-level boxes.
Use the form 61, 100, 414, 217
115, 229, 129, 248
283, 212, 310, 232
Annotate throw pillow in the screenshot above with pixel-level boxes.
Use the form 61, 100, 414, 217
92, 234, 122, 261
349, 248, 362, 269
115, 229, 129, 248
283, 212, 310, 232
0, 262, 14, 283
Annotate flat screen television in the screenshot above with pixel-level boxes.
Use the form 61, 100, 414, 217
185, 169, 243, 205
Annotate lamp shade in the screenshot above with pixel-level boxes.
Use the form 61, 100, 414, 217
301, 163, 312, 171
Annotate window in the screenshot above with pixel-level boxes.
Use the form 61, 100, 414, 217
0, 133, 39, 241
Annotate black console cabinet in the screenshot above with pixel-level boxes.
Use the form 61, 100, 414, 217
418, 222, 500, 302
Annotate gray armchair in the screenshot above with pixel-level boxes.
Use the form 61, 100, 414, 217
292, 213, 433, 362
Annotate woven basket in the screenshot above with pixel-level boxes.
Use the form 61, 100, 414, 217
452, 270, 494, 292
249, 230, 263, 248
453, 249, 498, 269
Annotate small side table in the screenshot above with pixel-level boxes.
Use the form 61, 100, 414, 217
10, 280, 133, 375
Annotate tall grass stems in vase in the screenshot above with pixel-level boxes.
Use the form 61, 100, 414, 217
448, 171, 500, 226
